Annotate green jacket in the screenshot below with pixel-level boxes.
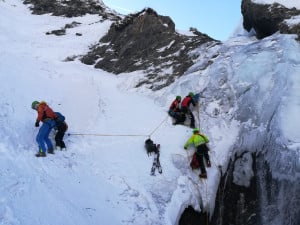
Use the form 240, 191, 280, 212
184, 133, 209, 149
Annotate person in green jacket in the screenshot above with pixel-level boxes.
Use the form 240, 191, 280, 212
184, 128, 211, 178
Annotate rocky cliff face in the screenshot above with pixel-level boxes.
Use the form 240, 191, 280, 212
242, 0, 300, 40
23, 1, 218, 91
81, 8, 218, 90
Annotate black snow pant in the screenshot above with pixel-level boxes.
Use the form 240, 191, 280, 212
196, 144, 210, 174
55, 123, 67, 148
181, 107, 195, 128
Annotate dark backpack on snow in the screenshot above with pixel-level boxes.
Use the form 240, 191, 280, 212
145, 139, 160, 156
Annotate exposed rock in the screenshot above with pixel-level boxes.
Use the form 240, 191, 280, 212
46, 29, 66, 36
241, 0, 300, 40
46, 21, 81, 36
279, 22, 300, 41
81, 8, 219, 90
179, 206, 209, 225
23, 0, 120, 20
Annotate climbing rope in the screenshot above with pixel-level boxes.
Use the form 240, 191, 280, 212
68, 114, 169, 139
68, 133, 148, 137
218, 165, 223, 225
148, 114, 169, 137
196, 101, 201, 130
205, 179, 209, 225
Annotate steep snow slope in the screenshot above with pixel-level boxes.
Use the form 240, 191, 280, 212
0, 1, 229, 225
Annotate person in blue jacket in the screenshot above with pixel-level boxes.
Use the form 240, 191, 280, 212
54, 112, 68, 150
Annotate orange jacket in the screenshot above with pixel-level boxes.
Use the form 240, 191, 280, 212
36, 102, 57, 122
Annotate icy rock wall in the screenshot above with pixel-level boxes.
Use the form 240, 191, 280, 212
184, 33, 300, 225
217, 34, 300, 225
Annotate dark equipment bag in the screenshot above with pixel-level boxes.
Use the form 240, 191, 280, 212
145, 139, 159, 155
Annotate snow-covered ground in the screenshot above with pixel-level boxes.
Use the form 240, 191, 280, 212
0, 1, 234, 225
1, 0, 299, 225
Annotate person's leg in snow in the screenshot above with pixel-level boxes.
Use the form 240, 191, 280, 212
196, 145, 207, 178
55, 123, 67, 150
203, 144, 211, 167
36, 121, 54, 156
188, 110, 195, 128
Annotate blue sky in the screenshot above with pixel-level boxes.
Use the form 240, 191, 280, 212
102, 0, 242, 41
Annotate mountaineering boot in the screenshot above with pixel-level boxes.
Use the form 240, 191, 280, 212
199, 173, 207, 179
35, 152, 46, 157
47, 148, 54, 154
207, 160, 211, 167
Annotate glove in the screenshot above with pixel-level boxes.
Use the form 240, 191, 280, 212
35, 121, 39, 127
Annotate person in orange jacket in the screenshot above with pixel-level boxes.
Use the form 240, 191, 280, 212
31, 101, 57, 157
184, 128, 211, 178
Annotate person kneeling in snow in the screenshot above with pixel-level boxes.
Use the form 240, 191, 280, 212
168, 96, 186, 125
184, 128, 211, 179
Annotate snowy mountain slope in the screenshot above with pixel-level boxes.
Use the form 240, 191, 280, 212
1, 1, 299, 225
0, 1, 225, 225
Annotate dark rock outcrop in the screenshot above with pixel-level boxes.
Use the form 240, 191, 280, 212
241, 0, 300, 40
23, 0, 119, 20
81, 8, 218, 90
46, 21, 81, 36
210, 153, 258, 225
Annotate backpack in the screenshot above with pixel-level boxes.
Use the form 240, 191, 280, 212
198, 134, 209, 144
145, 139, 159, 156
190, 152, 200, 170
54, 112, 65, 128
